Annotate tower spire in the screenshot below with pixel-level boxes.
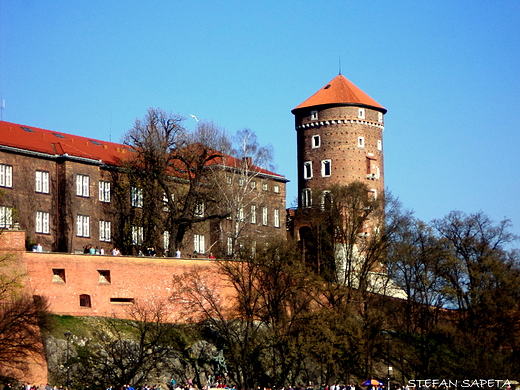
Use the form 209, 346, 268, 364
339, 56, 342, 75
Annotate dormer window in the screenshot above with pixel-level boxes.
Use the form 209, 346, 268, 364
311, 110, 318, 120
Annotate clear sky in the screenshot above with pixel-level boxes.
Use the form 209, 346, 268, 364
1, 0, 519, 240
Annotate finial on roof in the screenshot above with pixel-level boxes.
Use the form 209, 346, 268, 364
338, 56, 342, 75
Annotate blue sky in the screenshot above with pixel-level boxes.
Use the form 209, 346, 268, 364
1, 0, 519, 240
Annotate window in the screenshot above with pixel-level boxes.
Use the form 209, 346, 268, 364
35, 171, 50, 194
79, 294, 92, 308
0, 206, 13, 229
76, 174, 90, 197
238, 177, 244, 187
98, 270, 111, 284
273, 185, 280, 193
163, 231, 170, 252
194, 234, 205, 254
250, 181, 257, 190
311, 110, 318, 120
302, 189, 312, 208
262, 182, 268, 191
366, 156, 379, 179
132, 226, 143, 245
322, 190, 332, 210
163, 193, 174, 212
226, 176, 232, 185
76, 215, 90, 237
131, 187, 143, 208
52, 268, 66, 283
194, 202, 204, 218
262, 207, 268, 226
0, 164, 13, 188
369, 189, 378, 201
227, 237, 233, 256
312, 135, 321, 148
36, 211, 50, 234
321, 159, 332, 177
378, 112, 383, 123
250, 205, 257, 224
303, 161, 313, 179
274, 209, 280, 228
239, 207, 244, 222
110, 297, 134, 304
377, 139, 382, 151
358, 108, 365, 119
358, 137, 365, 148
99, 220, 111, 242
99, 181, 111, 203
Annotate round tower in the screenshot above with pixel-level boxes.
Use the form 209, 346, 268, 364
292, 74, 387, 208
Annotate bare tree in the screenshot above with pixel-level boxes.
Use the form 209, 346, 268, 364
0, 253, 51, 380
171, 239, 317, 388
69, 298, 185, 388
207, 128, 275, 256
120, 109, 230, 255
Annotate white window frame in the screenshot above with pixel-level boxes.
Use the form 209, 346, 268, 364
321, 159, 332, 177
311, 110, 318, 120
358, 108, 365, 119
99, 181, 111, 203
35, 211, 50, 234
131, 186, 143, 208
303, 161, 313, 180
0, 206, 13, 229
163, 192, 174, 212
99, 220, 111, 242
273, 185, 280, 194
239, 207, 245, 222
36, 171, 50, 194
321, 190, 332, 210
76, 174, 90, 197
250, 205, 257, 224
262, 207, 268, 226
377, 139, 382, 151
262, 182, 268, 191
238, 177, 244, 187
250, 181, 256, 190
274, 208, 280, 228
358, 137, 365, 148
194, 202, 205, 218
302, 189, 312, 208
312, 135, 321, 149
378, 112, 383, 123
194, 234, 205, 254
0, 164, 13, 188
132, 225, 143, 245
163, 231, 170, 252
76, 214, 90, 237
227, 237, 233, 256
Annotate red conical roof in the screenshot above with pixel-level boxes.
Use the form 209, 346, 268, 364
292, 74, 387, 114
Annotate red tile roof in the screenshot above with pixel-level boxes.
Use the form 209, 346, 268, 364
0, 120, 286, 180
292, 74, 387, 114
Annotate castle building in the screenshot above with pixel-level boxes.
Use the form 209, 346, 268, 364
0, 120, 287, 256
292, 73, 387, 210
289, 74, 387, 240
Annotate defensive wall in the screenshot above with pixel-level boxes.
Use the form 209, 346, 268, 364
1, 230, 225, 319
0, 229, 230, 384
